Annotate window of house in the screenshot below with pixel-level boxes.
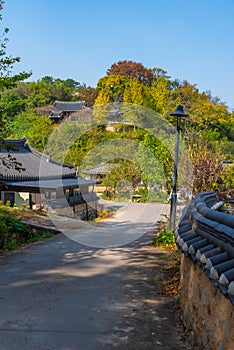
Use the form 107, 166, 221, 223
51, 192, 56, 200
74, 188, 80, 196
3, 192, 15, 206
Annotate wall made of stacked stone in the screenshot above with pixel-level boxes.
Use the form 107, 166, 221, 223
180, 255, 234, 350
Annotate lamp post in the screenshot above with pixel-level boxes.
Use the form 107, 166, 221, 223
169, 105, 188, 231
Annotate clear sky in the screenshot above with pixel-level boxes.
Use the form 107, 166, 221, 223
2, 0, 234, 109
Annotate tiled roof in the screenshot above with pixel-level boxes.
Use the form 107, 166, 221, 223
85, 163, 115, 175
176, 191, 234, 304
53, 101, 87, 112
0, 137, 75, 181
5, 177, 96, 189
37, 101, 89, 120
50, 111, 63, 118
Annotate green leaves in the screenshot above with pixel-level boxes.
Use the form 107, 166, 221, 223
0, 211, 26, 250
153, 227, 175, 246
9, 112, 54, 151
139, 133, 173, 193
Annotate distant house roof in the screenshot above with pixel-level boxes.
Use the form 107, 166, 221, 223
85, 163, 115, 175
49, 111, 63, 119
0, 137, 75, 182
53, 100, 87, 112
37, 101, 90, 122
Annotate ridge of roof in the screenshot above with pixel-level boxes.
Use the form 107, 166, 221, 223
28, 145, 74, 169
85, 163, 116, 174
1, 136, 27, 147
54, 100, 86, 105
53, 100, 87, 112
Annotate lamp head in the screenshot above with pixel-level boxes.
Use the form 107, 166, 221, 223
170, 105, 188, 118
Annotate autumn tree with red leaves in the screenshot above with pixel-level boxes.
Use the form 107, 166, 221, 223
106, 60, 153, 86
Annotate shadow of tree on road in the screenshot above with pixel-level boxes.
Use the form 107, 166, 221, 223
0, 223, 189, 350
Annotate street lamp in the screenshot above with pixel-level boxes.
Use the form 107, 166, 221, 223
169, 105, 188, 231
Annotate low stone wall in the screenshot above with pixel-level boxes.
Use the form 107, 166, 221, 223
74, 201, 97, 221
22, 221, 60, 235
48, 201, 98, 221
74, 202, 86, 219
54, 206, 75, 218
87, 201, 98, 220
180, 255, 234, 350
176, 192, 234, 349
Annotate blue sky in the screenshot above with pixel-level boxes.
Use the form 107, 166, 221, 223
2, 0, 234, 109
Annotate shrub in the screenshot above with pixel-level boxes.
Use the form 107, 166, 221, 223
0, 213, 26, 250
134, 188, 168, 203
153, 227, 175, 246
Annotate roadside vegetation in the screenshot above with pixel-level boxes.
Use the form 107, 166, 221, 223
0, 205, 54, 252
153, 216, 181, 297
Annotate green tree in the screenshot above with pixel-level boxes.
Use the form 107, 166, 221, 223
139, 133, 173, 194
123, 79, 148, 106
0, 91, 26, 136
9, 111, 54, 151
25, 77, 74, 108
94, 75, 132, 123
96, 75, 132, 103
102, 160, 141, 200
0, 1, 31, 135
149, 77, 171, 115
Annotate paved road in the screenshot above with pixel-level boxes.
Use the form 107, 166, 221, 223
51, 202, 170, 248
0, 203, 189, 350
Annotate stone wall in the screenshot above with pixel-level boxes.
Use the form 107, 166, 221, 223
180, 255, 234, 350
54, 205, 75, 218
48, 201, 98, 221
74, 201, 97, 221
74, 202, 86, 220
87, 201, 98, 220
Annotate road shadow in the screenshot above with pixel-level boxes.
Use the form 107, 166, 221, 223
0, 219, 189, 350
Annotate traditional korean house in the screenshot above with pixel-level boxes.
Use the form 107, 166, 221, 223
85, 163, 115, 182
0, 137, 99, 220
37, 100, 92, 124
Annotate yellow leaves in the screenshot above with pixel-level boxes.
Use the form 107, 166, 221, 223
123, 79, 145, 105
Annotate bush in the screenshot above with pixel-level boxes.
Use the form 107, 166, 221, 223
153, 227, 175, 246
134, 188, 168, 203
0, 213, 26, 250
0, 208, 54, 251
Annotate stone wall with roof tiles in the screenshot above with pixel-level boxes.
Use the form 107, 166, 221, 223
180, 255, 234, 350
